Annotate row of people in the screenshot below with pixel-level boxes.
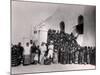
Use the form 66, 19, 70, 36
11, 41, 95, 66
11, 29, 96, 66
47, 29, 95, 65
11, 40, 54, 66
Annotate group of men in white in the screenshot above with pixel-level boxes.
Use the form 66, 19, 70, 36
23, 40, 54, 65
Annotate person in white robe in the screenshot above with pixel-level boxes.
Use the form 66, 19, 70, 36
39, 42, 47, 64
23, 42, 31, 65
47, 41, 54, 59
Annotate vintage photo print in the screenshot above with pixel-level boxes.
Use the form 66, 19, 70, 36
11, 0, 96, 74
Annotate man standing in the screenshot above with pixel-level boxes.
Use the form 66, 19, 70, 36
47, 41, 54, 63
53, 49, 58, 64
23, 42, 31, 65
17, 42, 24, 64
30, 43, 37, 64
37, 45, 41, 63
84, 47, 87, 64
87, 47, 90, 64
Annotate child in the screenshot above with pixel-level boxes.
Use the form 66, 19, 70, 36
34, 49, 39, 64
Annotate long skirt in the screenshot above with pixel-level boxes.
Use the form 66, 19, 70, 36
23, 55, 30, 65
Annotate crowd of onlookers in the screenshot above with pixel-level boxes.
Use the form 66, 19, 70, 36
11, 29, 96, 67
47, 29, 96, 65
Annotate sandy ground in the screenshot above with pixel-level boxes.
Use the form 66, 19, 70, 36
11, 64, 95, 74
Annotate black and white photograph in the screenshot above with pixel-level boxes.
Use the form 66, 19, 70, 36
11, 0, 96, 74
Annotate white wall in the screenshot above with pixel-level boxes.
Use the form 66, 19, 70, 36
12, 1, 96, 46
11, 1, 58, 44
